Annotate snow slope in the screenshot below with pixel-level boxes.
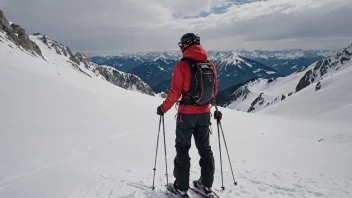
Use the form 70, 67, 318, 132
218, 43, 352, 115
1, 34, 352, 198
219, 70, 307, 113
261, 65, 352, 122
27, 34, 154, 96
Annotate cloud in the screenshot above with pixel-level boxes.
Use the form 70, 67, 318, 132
1, 0, 352, 53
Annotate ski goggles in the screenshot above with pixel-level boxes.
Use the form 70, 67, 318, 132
178, 42, 184, 48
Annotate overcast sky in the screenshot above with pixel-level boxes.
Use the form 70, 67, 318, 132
1, 0, 352, 54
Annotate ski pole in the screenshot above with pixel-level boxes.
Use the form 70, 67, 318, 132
215, 104, 238, 186
162, 115, 169, 185
216, 119, 225, 190
218, 121, 238, 186
152, 116, 162, 190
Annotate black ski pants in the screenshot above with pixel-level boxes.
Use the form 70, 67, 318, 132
173, 112, 215, 191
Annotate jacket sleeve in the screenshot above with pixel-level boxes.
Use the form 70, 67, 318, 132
161, 62, 184, 113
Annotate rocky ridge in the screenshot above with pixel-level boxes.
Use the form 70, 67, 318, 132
1, 10, 153, 96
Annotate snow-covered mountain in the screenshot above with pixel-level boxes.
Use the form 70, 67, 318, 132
94, 50, 324, 94
92, 49, 331, 82
126, 51, 282, 93
91, 54, 146, 72
216, 43, 352, 116
0, 10, 42, 57
209, 49, 332, 76
211, 52, 283, 91
0, 11, 153, 96
91, 51, 180, 72
130, 56, 178, 87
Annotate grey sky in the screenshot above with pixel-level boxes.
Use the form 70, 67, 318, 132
1, 0, 352, 54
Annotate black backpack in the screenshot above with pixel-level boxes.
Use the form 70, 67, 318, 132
180, 57, 215, 105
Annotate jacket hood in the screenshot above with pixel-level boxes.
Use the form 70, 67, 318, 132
182, 44, 208, 61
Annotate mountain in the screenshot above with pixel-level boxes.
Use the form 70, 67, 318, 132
209, 49, 332, 76
91, 49, 331, 93
91, 51, 180, 72
90, 55, 145, 72
130, 55, 178, 87
0, 10, 42, 57
129, 51, 281, 93
0, 11, 153, 96
211, 52, 283, 91
242, 49, 332, 75
216, 43, 352, 115
95, 51, 283, 94
91, 52, 180, 91
152, 79, 171, 94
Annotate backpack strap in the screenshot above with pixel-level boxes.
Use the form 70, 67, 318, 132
179, 57, 197, 105
181, 57, 196, 74
181, 57, 195, 64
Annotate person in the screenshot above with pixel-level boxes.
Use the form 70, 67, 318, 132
157, 33, 222, 198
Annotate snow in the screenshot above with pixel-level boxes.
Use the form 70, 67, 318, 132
226, 69, 305, 112
254, 68, 263, 73
152, 55, 164, 62
233, 49, 334, 60
261, 66, 352, 122
266, 71, 277, 74
154, 92, 167, 98
157, 66, 165, 71
223, 53, 243, 65
1, 31, 352, 197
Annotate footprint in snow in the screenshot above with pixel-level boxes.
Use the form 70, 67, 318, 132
306, 190, 324, 197
258, 187, 266, 192
250, 179, 262, 185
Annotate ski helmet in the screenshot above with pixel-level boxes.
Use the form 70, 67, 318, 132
178, 33, 200, 52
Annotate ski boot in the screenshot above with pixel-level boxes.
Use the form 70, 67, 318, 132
193, 178, 218, 198
167, 181, 190, 198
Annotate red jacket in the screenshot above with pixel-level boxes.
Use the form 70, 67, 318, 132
161, 44, 218, 114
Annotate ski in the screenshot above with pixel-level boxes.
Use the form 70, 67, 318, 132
189, 187, 220, 198
189, 187, 208, 198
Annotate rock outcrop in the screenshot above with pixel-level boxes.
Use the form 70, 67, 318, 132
0, 10, 42, 56
95, 66, 154, 96
248, 93, 265, 113
296, 44, 352, 92
75, 52, 90, 68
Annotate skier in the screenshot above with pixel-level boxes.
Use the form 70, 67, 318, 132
157, 33, 222, 198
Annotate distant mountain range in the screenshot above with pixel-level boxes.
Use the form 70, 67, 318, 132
216, 43, 352, 113
234, 49, 333, 75
91, 49, 331, 94
91, 52, 180, 73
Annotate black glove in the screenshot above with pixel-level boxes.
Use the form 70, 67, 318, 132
214, 110, 222, 121
157, 105, 164, 116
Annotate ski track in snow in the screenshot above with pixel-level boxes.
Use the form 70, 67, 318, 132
64, 166, 352, 198
0, 131, 131, 192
